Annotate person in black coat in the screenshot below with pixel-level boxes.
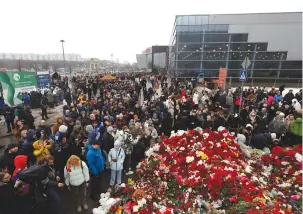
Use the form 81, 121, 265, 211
250, 133, 276, 150
102, 126, 115, 154
24, 107, 35, 129
64, 89, 72, 106
54, 134, 71, 177
41, 93, 49, 120
213, 114, 226, 131
226, 114, 242, 133
0, 172, 15, 214
283, 90, 295, 105
160, 111, 173, 136
240, 105, 250, 126
0, 143, 19, 175
188, 110, 201, 130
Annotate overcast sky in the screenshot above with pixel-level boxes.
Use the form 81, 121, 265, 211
1, 0, 302, 63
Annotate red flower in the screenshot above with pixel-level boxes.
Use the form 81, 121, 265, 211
66, 168, 72, 172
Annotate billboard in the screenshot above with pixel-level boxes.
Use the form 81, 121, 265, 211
218, 67, 227, 88
37, 71, 51, 89
0, 72, 37, 106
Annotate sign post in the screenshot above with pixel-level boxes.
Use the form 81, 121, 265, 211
239, 57, 250, 113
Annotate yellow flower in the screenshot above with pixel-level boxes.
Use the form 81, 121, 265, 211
128, 178, 134, 185
201, 153, 208, 160
234, 152, 239, 157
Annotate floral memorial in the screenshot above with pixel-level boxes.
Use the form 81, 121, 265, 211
93, 129, 302, 214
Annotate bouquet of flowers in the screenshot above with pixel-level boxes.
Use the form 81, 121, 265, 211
96, 129, 302, 213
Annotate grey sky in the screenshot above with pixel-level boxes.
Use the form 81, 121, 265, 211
1, 0, 302, 63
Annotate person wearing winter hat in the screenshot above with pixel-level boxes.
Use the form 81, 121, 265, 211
102, 126, 115, 154
108, 140, 125, 188
55, 125, 68, 144
86, 140, 104, 201
268, 113, 286, 138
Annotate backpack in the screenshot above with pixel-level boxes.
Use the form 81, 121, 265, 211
17, 164, 48, 183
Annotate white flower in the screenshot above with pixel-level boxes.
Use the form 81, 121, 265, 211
145, 148, 154, 157
197, 160, 203, 165
120, 183, 126, 188
245, 166, 253, 174
153, 144, 160, 152
203, 133, 210, 137
187, 188, 192, 193
281, 161, 289, 166
180, 147, 185, 151
138, 198, 147, 208
295, 153, 303, 162
186, 156, 195, 163
133, 205, 139, 212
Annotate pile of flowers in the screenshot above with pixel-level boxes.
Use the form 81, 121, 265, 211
94, 129, 302, 214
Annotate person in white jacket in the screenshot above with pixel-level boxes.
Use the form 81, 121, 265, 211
108, 140, 125, 187
64, 155, 90, 212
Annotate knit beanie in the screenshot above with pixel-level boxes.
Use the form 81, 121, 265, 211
75, 120, 81, 126
59, 125, 68, 133
271, 133, 277, 140
114, 140, 122, 147
107, 126, 114, 133
86, 125, 94, 133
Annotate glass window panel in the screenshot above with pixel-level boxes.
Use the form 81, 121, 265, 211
228, 61, 244, 69
204, 43, 228, 51
182, 16, 189, 25
226, 69, 241, 77
195, 25, 202, 32
177, 61, 201, 69
230, 43, 255, 51
256, 43, 268, 51
203, 52, 227, 60
176, 16, 182, 25
279, 70, 302, 78
230, 34, 248, 42
254, 61, 280, 69
181, 26, 189, 32
281, 61, 302, 69
178, 34, 202, 43
253, 69, 278, 78
188, 26, 195, 32
202, 16, 209, 25
178, 52, 201, 60
195, 16, 202, 25
253, 69, 278, 77
178, 44, 202, 52
203, 61, 226, 70
176, 26, 182, 33
177, 70, 198, 77
228, 51, 254, 60
204, 34, 229, 42
255, 52, 287, 60
188, 16, 195, 25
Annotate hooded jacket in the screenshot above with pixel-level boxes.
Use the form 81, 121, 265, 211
86, 145, 105, 175
12, 155, 27, 180
250, 133, 272, 150
290, 117, 302, 136
20, 130, 37, 156
33, 140, 53, 163
268, 118, 286, 135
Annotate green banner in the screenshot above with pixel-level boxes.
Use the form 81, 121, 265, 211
0, 72, 37, 106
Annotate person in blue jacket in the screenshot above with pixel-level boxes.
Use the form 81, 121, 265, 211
86, 140, 104, 201
274, 91, 282, 103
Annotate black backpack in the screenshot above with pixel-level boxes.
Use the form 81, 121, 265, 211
17, 163, 48, 183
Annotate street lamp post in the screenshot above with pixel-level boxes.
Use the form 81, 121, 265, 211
60, 40, 66, 77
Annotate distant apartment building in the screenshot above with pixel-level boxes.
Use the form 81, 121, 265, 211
0, 53, 84, 61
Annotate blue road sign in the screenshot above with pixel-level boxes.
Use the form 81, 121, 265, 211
239, 70, 247, 82
37, 71, 51, 89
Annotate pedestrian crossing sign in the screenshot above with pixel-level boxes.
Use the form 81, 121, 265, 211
239, 70, 247, 82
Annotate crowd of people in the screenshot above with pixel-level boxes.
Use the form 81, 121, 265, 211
0, 73, 302, 214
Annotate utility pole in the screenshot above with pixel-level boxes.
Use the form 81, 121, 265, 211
60, 40, 66, 77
